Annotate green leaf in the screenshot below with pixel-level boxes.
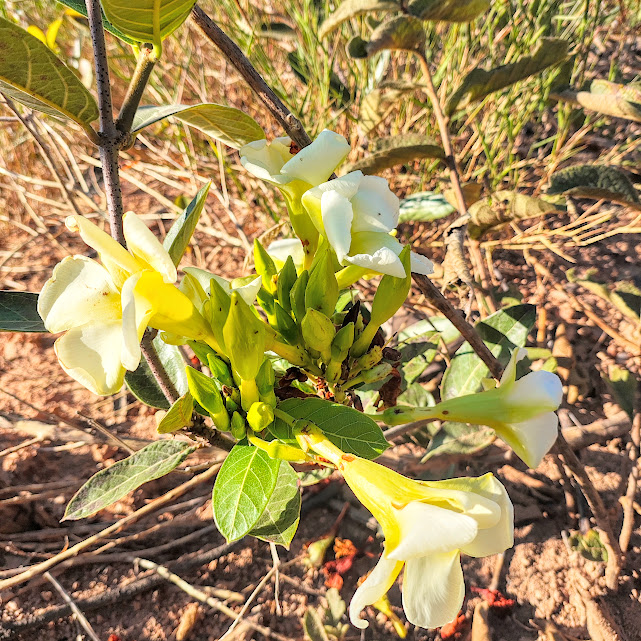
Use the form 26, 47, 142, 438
602, 365, 636, 420
399, 191, 456, 223
156, 391, 194, 433
249, 461, 301, 548
554, 80, 641, 124
441, 304, 536, 399
0, 18, 98, 133
397, 383, 433, 408
163, 183, 210, 266
55, 0, 138, 44
344, 134, 445, 175
319, 0, 400, 39
446, 38, 569, 115
100, 0, 196, 45
0, 292, 47, 332
422, 422, 495, 462
303, 608, 331, 641
213, 443, 281, 542
407, 0, 490, 22
64, 441, 196, 520
125, 336, 189, 409
398, 316, 460, 344
548, 165, 640, 210
348, 16, 426, 58
271, 397, 389, 459
131, 104, 265, 149
297, 466, 333, 487
467, 191, 560, 239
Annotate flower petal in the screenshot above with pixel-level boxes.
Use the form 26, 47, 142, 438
387, 501, 478, 561
38, 256, 121, 333
120, 273, 154, 371
321, 190, 354, 263
267, 238, 306, 271
402, 551, 465, 629
281, 129, 350, 185
240, 137, 293, 183
54, 319, 126, 395
351, 175, 399, 233
499, 347, 528, 387
233, 276, 262, 305
346, 231, 406, 277
123, 212, 177, 283
496, 412, 559, 468
505, 370, 563, 414
66, 215, 140, 287
349, 551, 404, 629
410, 251, 434, 276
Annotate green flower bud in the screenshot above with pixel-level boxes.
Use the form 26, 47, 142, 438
274, 302, 300, 344
256, 287, 275, 319
289, 269, 309, 324
185, 366, 230, 431
223, 292, 266, 382
256, 358, 276, 393
301, 308, 335, 362
231, 411, 246, 440
332, 322, 355, 360
305, 248, 339, 317
357, 345, 383, 370
203, 276, 233, 354
187, 340, 218, 366
246, 401, 275, 432
277, 255, 298, 312
248, 434, 312, 462
361, 362, 393, 384
207, 353, 234, 388
254, 239, 277, 293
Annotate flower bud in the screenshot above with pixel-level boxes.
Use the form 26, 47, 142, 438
231, 411, 246, 440
360, 362, 393, 384
185, 366, 230, 431
277, 255, 298, 313
289, 269, 309, 324
305, 248, 339, 317
254, 239, 277, 293
301, 308, 335, 361
246, 401, 275, 432
357, 345, 383, 370
207, 353, 234, 388
274, 302, 300, 344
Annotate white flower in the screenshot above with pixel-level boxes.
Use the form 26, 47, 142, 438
240, 129, 350, 188
266, 238, 306, 272
434, 348, 563, 468
334, 454, 513, 630
38, 214, 212, 395
181, 266, 262, 309
301, 170, 433, 278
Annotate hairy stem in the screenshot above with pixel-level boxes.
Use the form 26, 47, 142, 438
140, 330, 180, 405
190, 4, 312, 149
84, 0, 126, 245
116, 44, 157, 135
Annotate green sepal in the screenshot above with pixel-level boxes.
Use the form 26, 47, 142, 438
185, 366, 230, 431
290, 269, 309, 323
277, 256, 298, 313
207, 353, 234, 388
254, 239, 278, 293
274, 302, 300, 344
231, 411, 247, 439
305, 248, 339, 317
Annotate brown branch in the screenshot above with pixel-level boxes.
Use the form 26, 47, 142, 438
190, 5, 312, 149
140, 329, 180, 405
619, 379, 640, 553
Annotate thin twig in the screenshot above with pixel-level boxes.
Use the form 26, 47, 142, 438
84, 0, 126, 244
140, 329, 180, 405
619, 378, 640, 553
136, 558, 292, 641
0, 463, 220, 592
190, 5, 312, 148
412, 273, 502, 379
44, 572, 101, 641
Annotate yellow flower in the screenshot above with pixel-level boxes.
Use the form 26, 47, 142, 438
433, 348, 562, 468
339, 457, 513, 630
38, 213, 212, 395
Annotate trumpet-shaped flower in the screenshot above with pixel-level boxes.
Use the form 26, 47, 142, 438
38, 214, 213, 395
305, 437, 513, 631
180, 266, 262, 310
240, 130, 350, 267
433, 349, 563, 468
266, 238, 306, 273
240, 129, 350, 188
301, 171, 433, 278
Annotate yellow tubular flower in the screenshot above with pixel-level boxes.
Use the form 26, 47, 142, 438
305, 437, 513, 631
38, 213, 212, 395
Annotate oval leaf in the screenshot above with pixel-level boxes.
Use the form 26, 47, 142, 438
64, 440, 196, 520
249, 460, 301, 548
399, 191, 456, 223
271, 397, 389, 459
156, 391, 194, 433
344, 134, 445, 175
319, 0, 400, 39
55, 0, 138, 44
0, 18, 98, 131
213, 444, 281, 542
446, 38, 569, 115
407, 0, 490, 22
441, 304, 536, 399
0, 291, 47, 332
125, 336, 189, 409
100, 0, 197, 45
131, 103, 265, 149
353, 16, 426, 58
164, 182, 211, 266
422, 422, 495, 462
